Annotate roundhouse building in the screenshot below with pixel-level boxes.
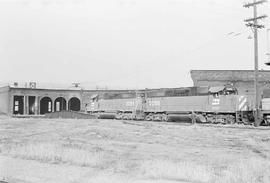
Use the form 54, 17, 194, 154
0, 83, 130, 116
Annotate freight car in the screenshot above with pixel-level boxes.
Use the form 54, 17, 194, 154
87, 85, 264, 125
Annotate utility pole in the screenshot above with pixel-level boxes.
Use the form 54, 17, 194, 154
267, 28, 270, 64
244, 0, 267, 127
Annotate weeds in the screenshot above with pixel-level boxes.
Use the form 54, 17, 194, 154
139, 158, 270, 183
217, 158, 270, 183
140, 159, 213, 183
2, 119, 270, 183
5, 143, 105, 167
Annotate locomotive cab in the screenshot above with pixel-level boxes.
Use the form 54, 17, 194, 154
209, 85, 238, 96
207, 85, 245, 124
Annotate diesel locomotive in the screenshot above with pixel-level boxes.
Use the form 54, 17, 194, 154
87, 85, 270, 125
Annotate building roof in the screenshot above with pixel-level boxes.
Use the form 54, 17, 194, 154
190, 70, 270, 82
0, 82, 135, 92
1, 82, 137, 91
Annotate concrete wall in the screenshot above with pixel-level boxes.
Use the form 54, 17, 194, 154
0, 86, 10, 115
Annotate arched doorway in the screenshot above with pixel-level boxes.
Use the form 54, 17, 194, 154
40, 97, 53, 114
68, 97, 81, 111
54, 97, 67, 112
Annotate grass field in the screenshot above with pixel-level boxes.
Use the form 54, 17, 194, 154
0, 118, 270, 183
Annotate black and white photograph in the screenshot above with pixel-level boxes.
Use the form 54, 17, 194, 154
0, 0, 270, 182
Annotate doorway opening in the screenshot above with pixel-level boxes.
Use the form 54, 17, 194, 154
13, 96, 24, 115
40, 97, 53, 114
68, 97, 81, 111
28, 96, 36, 115
54, 97, 67, 112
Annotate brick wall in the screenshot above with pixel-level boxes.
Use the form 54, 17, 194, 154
0, 87, 10, 115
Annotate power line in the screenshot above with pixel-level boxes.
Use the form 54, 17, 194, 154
267, 28, 270, 64
181, 30, 249, 55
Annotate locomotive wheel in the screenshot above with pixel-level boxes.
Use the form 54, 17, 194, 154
153, 115, 162, 121
146, 115, 153, 121
122, 115, 128, 120
162, 114, 168, 122
261, 119, 270, 126
226, 115, 236, 124
242, 118, 252, 125
115, 113, 122, 120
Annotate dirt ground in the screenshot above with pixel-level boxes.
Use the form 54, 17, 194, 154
0, 118, 270, 183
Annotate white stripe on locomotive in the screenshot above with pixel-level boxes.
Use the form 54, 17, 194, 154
238, 95, 247, 111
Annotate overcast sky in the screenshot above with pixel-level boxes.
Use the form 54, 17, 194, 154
0, 0, 269, 89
